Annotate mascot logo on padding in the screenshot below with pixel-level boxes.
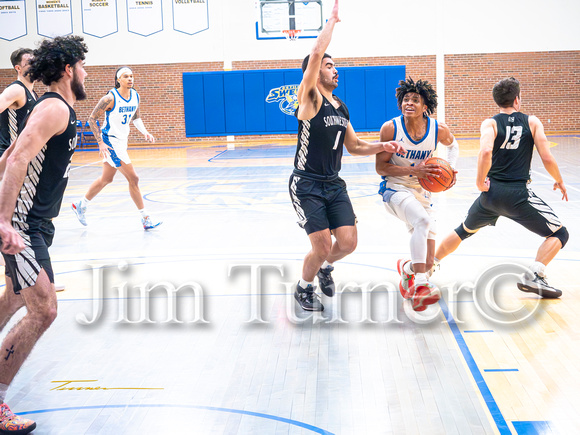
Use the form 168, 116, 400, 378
266, 84, 300, 116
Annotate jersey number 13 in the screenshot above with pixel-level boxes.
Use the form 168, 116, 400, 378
499, 126, 522, 150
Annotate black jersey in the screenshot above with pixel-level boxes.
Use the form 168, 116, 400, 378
0, 81, 38, 154
487, 112, 534, 183
294, 95, 350, 179
12, 92, 78, 230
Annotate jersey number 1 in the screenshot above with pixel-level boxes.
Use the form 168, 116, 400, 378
499, 126, 522, 150
333, 131, 342, 150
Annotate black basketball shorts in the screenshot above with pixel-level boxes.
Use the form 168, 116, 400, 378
2, 220, 55, 294
463, 179, 563, 237
289, 174, 356, 235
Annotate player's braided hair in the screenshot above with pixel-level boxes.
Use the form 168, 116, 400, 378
396, 77, 438, 116
27, 35, 88, 86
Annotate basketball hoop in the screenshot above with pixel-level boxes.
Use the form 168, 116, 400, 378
282, 29, 301, 41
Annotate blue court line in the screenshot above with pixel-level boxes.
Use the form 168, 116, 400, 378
207, 149, 227, 162
464, 330, 494, 333
439, 297, 511, 434
512, 420, 556, 435
18, 404, 334, 434
209, 148, 296, 160
484, 369, 519, 372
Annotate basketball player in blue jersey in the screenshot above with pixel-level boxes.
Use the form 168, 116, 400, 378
433, 77, 568, 298
0, 49, 37, 158
0, 35, 88, 434
291, 0, 406, 311
376, 78, 459, 311
71, 67, 161, 230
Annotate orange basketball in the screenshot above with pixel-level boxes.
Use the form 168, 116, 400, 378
418, 157, 455, 192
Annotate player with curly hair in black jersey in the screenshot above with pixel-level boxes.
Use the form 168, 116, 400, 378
433, 77, 569, 298
0, 35, 88, 434
290, 0, 406, 311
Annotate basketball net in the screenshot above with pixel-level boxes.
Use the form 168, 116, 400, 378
282, 29, 301, 41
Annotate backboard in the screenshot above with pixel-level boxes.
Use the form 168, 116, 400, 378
256, 0, 323, 40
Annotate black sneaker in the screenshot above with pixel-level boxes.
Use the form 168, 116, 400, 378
294, 283, 324, 311
317, 266, 335, 297
517, 272, 562, 299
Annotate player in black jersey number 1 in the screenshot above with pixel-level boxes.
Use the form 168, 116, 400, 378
0, 36, 89, 434
290, 0, 406, 311
433, 77, 569, 299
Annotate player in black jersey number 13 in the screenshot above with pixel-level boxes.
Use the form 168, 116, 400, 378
433, 77, 569, 299
0, 36, 89, 435
290, 0, 406, 311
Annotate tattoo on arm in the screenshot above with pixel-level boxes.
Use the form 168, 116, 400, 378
89, 94, 113, 141
4, 344, 14, 360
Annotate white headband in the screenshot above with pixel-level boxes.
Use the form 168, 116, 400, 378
116, 67, 132, 79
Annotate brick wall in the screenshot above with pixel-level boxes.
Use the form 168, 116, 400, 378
445, 51, 580, 134
1, 51, 577, 144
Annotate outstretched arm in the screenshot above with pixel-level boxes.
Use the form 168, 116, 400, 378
89, 92, 114, 159
344, 122, 406, 156
530, 115, 567, 201
296, 0, 340, 120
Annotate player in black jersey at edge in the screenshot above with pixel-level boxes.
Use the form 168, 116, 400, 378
433, 77, 568, 298
0, 48, 38, 158
290, 0, 406, 311
0, 35, 88, 434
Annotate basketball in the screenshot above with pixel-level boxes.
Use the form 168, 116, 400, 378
418, 157, 455, 192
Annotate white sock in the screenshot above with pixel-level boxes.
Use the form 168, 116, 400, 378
321, 261, 333, 270
415, 273, 428, 285
80, 197, 90, 208
0, 382, 8, 403
139, 209, 148, 218
404, 261, 414, 275
529, 261, 546, 277
299, 279, 314, 289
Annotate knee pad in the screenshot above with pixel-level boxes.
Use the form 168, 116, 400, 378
454, 223, 476, 241
551, 226, 569, 248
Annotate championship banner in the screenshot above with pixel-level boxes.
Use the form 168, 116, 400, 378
126, 0, 163, 37
0, 0, 27, 41
81, 0, 118, 38
36, 0, 73, 38
172, 0, 209, 35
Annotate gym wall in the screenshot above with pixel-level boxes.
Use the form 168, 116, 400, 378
1, 0, 578, 143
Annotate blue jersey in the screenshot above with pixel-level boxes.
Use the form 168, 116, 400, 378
102, 88, 139, 143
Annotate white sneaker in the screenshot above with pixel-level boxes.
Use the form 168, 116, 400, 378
142, 215, 162, 230
71, 201, 87, 226
517, 272, 562, 299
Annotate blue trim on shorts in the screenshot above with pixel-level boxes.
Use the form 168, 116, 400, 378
103, 134, 122, 167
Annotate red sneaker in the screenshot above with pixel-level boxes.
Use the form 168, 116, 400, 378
411, 282, 441, 311
397, 259, 414, 299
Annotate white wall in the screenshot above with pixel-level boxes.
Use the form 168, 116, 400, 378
1, 0, 579, 69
